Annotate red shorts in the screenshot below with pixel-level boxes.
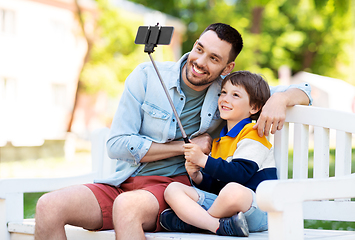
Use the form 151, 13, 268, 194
85, 175, 191, 232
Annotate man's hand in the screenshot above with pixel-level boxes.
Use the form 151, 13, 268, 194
254, 92, 287, 137
189, 133, 212, 155
253, 89, 309, 137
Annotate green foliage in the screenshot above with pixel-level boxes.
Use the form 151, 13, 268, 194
80, 0, 152, 96
128, 0, 354, 84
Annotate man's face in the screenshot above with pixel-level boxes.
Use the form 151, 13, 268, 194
183, 30, 235, 91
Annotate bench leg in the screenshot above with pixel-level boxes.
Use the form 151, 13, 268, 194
268, 203, 304, 240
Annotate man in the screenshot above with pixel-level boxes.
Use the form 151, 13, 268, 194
35, 23, 311, 240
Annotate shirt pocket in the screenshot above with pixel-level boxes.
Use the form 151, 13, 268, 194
141, 101, 171, 141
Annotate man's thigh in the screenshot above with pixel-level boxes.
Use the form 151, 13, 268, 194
36, 184, 103, 230
87, 175, 191, 232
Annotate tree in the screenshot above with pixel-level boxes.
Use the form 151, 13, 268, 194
128, 0, 353, 84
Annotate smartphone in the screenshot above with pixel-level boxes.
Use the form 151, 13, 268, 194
135, 26, 174, 45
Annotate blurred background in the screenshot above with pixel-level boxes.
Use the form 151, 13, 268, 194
0, 0, 354, 173
0, 0, 355, 230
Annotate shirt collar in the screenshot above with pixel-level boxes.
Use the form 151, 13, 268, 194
218, 118, 252, 140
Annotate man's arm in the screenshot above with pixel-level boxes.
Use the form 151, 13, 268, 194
254, 87, 310, 137
141, 133, 212, 162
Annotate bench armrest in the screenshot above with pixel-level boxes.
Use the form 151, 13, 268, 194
256, 174, 355, 240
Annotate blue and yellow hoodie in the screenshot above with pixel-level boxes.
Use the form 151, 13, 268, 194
195, 118, 277, 194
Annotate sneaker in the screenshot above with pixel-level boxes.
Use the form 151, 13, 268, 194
218, 212, 249, 237
159, 208, 200, 233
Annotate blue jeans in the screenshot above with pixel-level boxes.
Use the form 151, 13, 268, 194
194, 187, 268, 232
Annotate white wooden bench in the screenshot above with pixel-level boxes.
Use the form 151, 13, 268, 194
1, 105, 355, 240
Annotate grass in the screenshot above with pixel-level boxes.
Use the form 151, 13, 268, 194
0, 152, 91, 219
288, 148, 355, 231
2, 148, 355, 230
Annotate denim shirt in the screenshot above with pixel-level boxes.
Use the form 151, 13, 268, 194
94, 53, 312, 187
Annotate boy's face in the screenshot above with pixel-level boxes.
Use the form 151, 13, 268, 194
218, 80, 258, 130
182, 30, 235, 91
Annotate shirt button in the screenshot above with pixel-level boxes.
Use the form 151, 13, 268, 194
172, 119, 175, 122
208, 113, 212, 117
180, 97, 184, 101
130, 147, 134, 150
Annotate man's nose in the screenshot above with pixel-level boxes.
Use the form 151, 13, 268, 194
196, 54, 207, 68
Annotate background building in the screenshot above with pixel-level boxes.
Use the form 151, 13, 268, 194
0, 0, 185, 154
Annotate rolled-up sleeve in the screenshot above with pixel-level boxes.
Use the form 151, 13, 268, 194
106, 65, 152, 165
270, 82, 313, 105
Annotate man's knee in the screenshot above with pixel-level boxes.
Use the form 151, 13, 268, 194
36, 192, 59, 219
113, 190, 158, 215
112, 190, 159, 230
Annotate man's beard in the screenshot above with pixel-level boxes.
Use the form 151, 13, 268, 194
185, 61, 223, 87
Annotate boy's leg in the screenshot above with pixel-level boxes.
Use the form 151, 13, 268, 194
35, 185, 103, 240
243, 190, 268, 232
163, 182, 220, 233
206, 182, 251, 237
207, 182, 253, 218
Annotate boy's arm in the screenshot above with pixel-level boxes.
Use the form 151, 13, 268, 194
202, 156, 258, 184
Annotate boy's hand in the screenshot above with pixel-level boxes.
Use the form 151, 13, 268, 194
184, 143, 208, 168
185, 160, 202, 183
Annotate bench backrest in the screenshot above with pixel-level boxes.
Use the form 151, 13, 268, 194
273, 105, 355, 221
93, 105, 355, 222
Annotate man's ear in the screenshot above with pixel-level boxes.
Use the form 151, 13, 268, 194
221, 62, 235, 76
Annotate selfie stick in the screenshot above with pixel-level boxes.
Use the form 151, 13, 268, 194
136, 24, 189, 143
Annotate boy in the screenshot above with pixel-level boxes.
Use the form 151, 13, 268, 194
160, 71, 277, 237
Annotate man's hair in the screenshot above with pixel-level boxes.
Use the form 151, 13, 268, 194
201, 23, 243, 63
221, 71, 270, 120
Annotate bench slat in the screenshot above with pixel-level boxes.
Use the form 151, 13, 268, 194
313, 126, 330, 179
293, 123, 309, 179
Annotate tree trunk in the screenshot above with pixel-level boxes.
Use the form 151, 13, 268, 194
251, 7, 264, 34
67, 0, 94, 132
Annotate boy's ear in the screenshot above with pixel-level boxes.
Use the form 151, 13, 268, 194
221, 62, 235, 76
250, 105, 260, 115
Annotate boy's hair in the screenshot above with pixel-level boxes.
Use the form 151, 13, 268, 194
221, 71, 270, 120
201, 23, 243, 63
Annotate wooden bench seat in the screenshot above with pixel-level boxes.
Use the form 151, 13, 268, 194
1, 105, 355, 240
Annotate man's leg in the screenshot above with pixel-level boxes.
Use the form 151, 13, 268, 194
35, 185, 102, 240
112, 190, 159, 240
